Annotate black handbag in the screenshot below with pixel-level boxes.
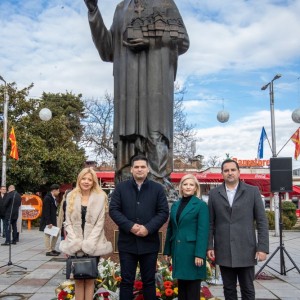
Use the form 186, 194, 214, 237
66, 255, 99, 280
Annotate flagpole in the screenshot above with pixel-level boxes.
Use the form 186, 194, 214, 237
0, 75, 8, 187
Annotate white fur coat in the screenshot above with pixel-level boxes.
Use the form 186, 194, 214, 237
59, 191, 112, 256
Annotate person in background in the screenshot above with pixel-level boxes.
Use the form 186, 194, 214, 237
57, 189, 72, 241
164, 174, 209, 300
207, 159, 269, 300
60, 167, 112, 300
0, 186, 7, 238
1, 185, 21, 246
109, 155, 169, 300
16, 204, 22, 242
39, 184, 61, 256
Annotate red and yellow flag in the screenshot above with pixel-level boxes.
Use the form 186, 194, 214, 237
9, 127, 19, 160
291, 127, 300, 160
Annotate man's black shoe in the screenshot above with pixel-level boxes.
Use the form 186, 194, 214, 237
11, 241, 17, 245
52, 250, 61, 255
1, 242, 10, 246
46, 251, 59, 256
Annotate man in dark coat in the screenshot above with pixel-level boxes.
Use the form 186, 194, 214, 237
109, 155, 169, 300
0, 186, 7, 238
39, 184, 60, 256
207, 159, 269, 300
83, 0, 189, 182
1, 185, 21, 245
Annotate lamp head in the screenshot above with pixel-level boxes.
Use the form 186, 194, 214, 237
273, 74, 282, 81
261, 83, 269, 90
39, 108, 52, 121
0, 75, 6, 84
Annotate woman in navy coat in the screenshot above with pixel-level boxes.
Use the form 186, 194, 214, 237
163, 174, 209, 300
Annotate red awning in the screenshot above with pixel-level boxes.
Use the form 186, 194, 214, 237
96, 172, 114, 181
292, 185, 300, 194
95, 171, 271, 195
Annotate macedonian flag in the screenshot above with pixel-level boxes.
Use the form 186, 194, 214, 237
9, 127, 19, 160
291, 127, 300, 160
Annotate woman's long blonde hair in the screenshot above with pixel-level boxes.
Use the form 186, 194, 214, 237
178, 174, 201, 198
68, 167, 106, 213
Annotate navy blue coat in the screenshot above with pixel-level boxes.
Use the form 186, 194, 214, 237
109, 178, 169, 254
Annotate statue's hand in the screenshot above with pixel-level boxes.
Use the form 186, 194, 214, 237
123, 38, 150, 52
84, 0, 98, 12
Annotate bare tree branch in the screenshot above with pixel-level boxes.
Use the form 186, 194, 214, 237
82, 88, 198, 165
82, 93, 114, 163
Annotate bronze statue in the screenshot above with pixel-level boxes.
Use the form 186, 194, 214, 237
84, 0, 189, 186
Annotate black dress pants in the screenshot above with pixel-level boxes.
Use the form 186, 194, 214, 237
178, 279, 201, 300
220, 265, 255, 300
119, 251, 158, 300
5, 218, 18, 243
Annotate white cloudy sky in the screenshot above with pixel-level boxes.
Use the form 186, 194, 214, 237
1, 0, 300, 167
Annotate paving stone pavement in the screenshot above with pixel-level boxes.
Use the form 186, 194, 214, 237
0, 228, 299, 299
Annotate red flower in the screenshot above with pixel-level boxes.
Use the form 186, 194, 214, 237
168, 265, 173, 271
156, 291, 162, 297
163, 281, 173, 289
201, 286, 213, 298
165, 288, 174, 297
134, 280, 143, 290
135, 294, 144, 300
58, 290, 68, 300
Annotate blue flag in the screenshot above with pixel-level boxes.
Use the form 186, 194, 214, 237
257, 127, 267, 159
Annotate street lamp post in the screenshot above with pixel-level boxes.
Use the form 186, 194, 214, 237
261, 74, 281, 237
256, 74, 300, 277
0, 75, 8, 187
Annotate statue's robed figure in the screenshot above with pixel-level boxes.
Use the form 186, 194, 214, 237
84, 0, 189, 183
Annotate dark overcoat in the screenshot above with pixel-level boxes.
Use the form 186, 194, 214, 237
4, 191, 21, 220
39, 192, 58, 231
0, 193, 7, 218
109, 178, 169, 254
163, 196, 209, 280
208, 181, 269, 268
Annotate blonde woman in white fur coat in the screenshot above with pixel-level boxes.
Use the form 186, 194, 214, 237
59, 167, 112, 300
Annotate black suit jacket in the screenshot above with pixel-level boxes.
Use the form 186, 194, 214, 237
4, 191, 21, 220
0, 193, 7, 218
39, 192, 58, 231
109, 178, 169, 254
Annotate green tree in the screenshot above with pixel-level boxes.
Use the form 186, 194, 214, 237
0, 83, 86, 193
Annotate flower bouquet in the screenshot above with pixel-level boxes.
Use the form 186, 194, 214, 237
94, 257, 121, 299
55, 280, 75, 300
154, 260, 178, 300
